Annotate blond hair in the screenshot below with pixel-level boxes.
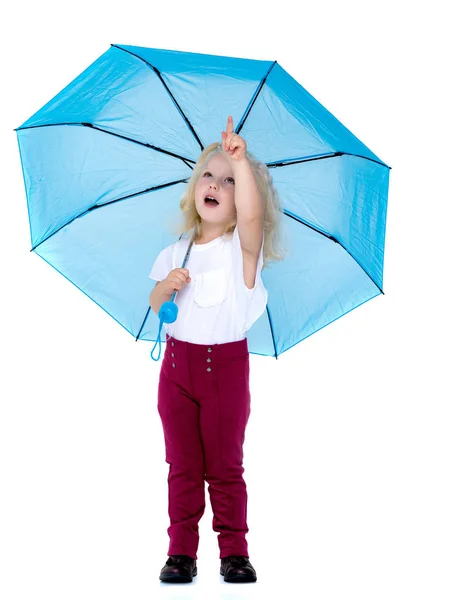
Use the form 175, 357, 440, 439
169, 142, 287, 270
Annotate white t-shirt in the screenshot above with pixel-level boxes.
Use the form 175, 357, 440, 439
148, 224, 268, 344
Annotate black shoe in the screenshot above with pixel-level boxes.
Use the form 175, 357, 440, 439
159, 555, 197, 583
220, 555, 257, 583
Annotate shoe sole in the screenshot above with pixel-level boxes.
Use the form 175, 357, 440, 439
160, 567, 197, 583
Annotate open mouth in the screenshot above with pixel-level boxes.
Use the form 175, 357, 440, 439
204, 195, 219, 207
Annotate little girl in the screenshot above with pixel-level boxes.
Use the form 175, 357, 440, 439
148, 116, 284, 584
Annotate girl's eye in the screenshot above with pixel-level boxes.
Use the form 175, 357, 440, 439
203, 172, 234, 184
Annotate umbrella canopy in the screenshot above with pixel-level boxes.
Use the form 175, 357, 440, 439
15, 43, 390, 359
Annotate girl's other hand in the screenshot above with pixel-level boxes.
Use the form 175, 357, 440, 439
221, 115, 247, 161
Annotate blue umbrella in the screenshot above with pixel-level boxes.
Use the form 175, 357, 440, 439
15, 43, 390, 360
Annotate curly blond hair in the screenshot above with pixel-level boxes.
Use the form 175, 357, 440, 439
169, 142, 287, 270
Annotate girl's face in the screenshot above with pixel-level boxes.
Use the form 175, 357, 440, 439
194, 153, 236, 225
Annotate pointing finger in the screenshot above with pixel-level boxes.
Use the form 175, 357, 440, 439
226, 115, 234, 135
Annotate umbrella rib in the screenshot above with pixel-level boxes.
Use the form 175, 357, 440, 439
15, 121, 196, 169
283, 209, 384, 294
112, 44, 205, 152
136, 306, 152, 341
235, 60, 277, 135
29, 178, 189, 252
265, 304, 278, 359
267, 151, 391, 169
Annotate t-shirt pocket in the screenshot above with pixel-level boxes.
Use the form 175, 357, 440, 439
193, 267, 228, 307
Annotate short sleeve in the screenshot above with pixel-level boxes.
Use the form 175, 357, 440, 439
232, 224, 268, 332
148, 245, 173, 282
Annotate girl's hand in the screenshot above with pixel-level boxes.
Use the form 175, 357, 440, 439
221, 116, 247, 161
162, 268, 191, 294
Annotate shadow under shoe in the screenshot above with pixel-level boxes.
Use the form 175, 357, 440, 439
220, 556, 257, 583
159, 555, 197, 583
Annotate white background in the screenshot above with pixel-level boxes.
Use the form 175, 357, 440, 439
1, 1, 448, 598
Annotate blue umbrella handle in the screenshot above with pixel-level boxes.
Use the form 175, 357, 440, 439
150, 291, 178, 361
158, 294, 179, 324
150, 237, 194, 362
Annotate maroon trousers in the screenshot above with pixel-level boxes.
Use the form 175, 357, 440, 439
157, 332, 251, 560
